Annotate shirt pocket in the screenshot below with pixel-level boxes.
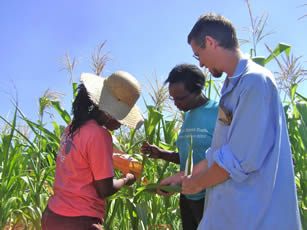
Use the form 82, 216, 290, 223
218, 103, 232, 126
214, 122, 230, 149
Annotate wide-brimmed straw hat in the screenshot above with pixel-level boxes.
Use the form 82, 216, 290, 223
80, 71, 144, 129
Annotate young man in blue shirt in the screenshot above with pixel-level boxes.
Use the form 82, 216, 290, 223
161, 13, 301, 230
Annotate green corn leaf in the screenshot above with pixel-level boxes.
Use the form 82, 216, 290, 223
210, 79, 221, 98
157, 161, 170, 184
296, 101, 307, 150
128, 129, 137, 150
51, 101, 71, 124
51, 121, 61, 138
251, 56, 266, 66
126, 199, 138, 229
252, 43, 291, 67
162, 119, 178, 145
144, 105, 163, 144
1, 107, 17, 176
143, 183, 182, 193
135, 202, 148, 227
264, 42, 291, 64
290, 84, 298, 102
72, 82, 78, 99
296, 92, 307, 101
184, 136, 193, 176
21, 118, 61, 144
103, 199, 120, 230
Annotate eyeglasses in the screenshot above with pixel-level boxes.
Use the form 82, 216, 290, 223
169, 94, 190, 102
193, 54, 200, 61
192, 40, 206, 61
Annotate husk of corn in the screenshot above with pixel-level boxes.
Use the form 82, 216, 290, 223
112, 148, 143, 179
144, 183, 182, 193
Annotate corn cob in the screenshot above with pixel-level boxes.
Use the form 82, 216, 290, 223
112, 150, 143, 179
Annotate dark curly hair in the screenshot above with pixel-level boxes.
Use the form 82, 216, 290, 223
68, 84, 101, 138
164, 63, 205, 95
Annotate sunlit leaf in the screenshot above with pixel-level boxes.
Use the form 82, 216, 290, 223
50, 101, 71, 125
265, 42, 291, 64
291, 84, 298, 102
252, 56, 266, 66
296, 101, 307, 150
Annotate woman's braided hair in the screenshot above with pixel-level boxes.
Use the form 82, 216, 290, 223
68, 84, 101, 138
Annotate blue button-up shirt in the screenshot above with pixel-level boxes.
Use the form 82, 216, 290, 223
198, 57, 301, 229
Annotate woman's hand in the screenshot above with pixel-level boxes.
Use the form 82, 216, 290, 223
123, 173, 136, 186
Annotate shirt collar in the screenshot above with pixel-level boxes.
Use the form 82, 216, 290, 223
221, 55, 249, 95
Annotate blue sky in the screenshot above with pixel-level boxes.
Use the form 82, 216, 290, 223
1, 0, 306, 128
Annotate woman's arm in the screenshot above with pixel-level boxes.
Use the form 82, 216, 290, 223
95, 173, 135, 199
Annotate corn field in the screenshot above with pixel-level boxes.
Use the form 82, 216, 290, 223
1, 47, 306, 229
1, 8, 307, 230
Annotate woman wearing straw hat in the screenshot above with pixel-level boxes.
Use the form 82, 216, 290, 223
41, 71, 144, 230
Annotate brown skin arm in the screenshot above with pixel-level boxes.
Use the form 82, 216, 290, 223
95, 173, 135, 199
141, 141, 180, 164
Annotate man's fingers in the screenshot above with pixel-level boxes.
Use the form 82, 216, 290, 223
156, 189, 174, 196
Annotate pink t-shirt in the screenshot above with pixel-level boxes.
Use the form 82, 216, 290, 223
48, 120, 114, 220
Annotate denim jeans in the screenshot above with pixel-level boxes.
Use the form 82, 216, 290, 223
41, 206, 103, 230
180, 194, 205, 230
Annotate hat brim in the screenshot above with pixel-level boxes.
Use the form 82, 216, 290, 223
81, 73, 144, 129
99, 83, 144, 129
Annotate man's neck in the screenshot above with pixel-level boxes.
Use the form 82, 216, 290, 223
223, 48, 243, 78
189, 94, 208, 110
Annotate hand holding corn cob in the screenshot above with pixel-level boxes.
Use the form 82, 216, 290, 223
156, 172, 184, 196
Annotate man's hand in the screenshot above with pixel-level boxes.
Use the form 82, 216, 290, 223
181, 161, 230, 194
181, 174, 202, 194
157, 172, 183, 196
141, 141, 162, 159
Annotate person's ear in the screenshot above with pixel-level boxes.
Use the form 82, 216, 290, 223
205, 36, 218, 49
